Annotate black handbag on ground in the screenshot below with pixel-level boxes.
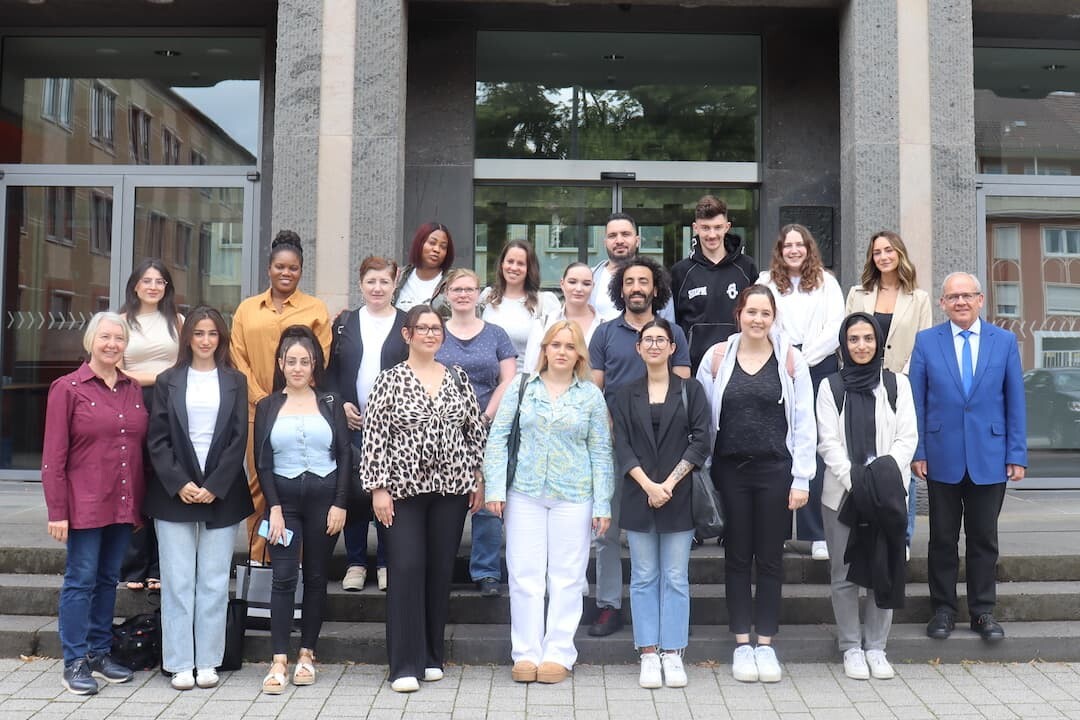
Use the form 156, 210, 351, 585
111, 609, 162, 671
681, 383, 725, 539
219, 574, 248, 671
505, 373, 528, 487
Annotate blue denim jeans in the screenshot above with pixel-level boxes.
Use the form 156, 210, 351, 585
59, 523, 132, 664
154, 519, 239, 673
344, 519, 388, 568
906, 477, 917, 546
469, 509, 504, 582
626, 529, 695, 651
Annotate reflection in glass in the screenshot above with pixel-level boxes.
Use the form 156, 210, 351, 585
1, 186, 115, 469
1, 37, 261, 164
476, 32, 760, 162
986, 195, 1080, 467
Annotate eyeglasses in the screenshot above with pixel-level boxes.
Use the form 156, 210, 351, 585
411, 325, 443, 336
139, 278, 168, 288
448, 287, 478, 295
640, 336, 670, 348
943, 292, 981, 304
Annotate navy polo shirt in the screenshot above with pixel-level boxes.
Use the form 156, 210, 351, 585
589, 316, 691, 401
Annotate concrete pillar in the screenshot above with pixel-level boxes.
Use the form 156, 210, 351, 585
350, 0, 408, 307
838, 0, 902, 289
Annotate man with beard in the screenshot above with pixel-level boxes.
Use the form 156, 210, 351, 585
592, 213, 675, 323
670, 196, 758, 374
586, 255, 691, 638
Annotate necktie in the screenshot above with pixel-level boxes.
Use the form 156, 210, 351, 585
960, 329, 973, 396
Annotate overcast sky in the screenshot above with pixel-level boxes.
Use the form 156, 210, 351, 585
171, 80, 260, 156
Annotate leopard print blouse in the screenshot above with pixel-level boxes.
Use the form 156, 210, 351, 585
361, 362, 487, 499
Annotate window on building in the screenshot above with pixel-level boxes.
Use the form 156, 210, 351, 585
96, 296, 111, 313
90, 192, 112, 256
146, 213, 167, 258
189, 149, 207, 166
41, 78, 73, 128
993, 282, 1020, 317
162, 128, 182, 165
198, 224, 212, 276
45, 187, 74, 246
993, 225, 1020, 260
129, 107, 152, 163
89, 83, 116, 148
1043, 227, 1080, 256
1046, 284, 1080, 315
175, 222, 192, 267
49, 290, 73, 316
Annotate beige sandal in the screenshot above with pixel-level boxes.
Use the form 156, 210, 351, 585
293, 650, 315, 686
262, 659, 287, 695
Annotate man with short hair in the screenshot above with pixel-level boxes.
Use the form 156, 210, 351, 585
592, 213, 674, 323
586, 255, 691, 637
670, 195, 758, 374
909, 272, 1026, 642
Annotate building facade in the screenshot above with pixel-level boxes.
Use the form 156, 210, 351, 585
0, 0, 1077, 481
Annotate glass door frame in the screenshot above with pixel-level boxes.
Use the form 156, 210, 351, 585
0, 163, 258, 480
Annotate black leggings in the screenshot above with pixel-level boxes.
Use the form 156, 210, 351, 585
267, 471, 341, 655
715, 457, 792, 637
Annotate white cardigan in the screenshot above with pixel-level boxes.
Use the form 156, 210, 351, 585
757, 270, 845, 368
695, 331, 817, 492
815, 372, 919, 512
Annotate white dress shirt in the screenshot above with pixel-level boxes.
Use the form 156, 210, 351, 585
950, 317, 982, 376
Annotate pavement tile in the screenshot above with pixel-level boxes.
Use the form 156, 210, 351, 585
1004, 704, 1064, 718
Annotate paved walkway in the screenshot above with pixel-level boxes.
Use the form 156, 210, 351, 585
0, 657, 1079, 719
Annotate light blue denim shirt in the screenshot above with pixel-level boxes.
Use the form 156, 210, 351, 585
483, 373, 614, 517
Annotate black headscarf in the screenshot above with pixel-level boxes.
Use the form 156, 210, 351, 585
837, 312, 886, 467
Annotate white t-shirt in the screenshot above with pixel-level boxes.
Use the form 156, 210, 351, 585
481, 290, 560, 373
774, 276, 812, 346
356, 307, 396, 415
591, 264, 620, 321
185, 367, 220, 473
395, 270, 443, 312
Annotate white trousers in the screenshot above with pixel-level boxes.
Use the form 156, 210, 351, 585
504, 490, 593, 668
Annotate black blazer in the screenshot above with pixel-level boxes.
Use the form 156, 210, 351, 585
326, 308, 409, 410
145, 365, 253, 528
610, 374, 712, 534
253, 389, 351, 510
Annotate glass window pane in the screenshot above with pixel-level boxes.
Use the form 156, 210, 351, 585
986, 195, 1080, 463
476, 32, 760, 162
1, 185, 115, 469
1, 37, 261, 165
993, 224, 1020, 260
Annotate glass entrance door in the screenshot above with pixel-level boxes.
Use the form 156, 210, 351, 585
474, 183, 758, 288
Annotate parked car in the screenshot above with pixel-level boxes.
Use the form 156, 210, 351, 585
1024, 368, 1080, 450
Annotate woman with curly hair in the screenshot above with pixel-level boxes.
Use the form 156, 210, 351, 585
480, 240, 560, 372
757, 224, 844, 560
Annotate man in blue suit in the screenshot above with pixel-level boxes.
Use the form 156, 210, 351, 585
910, 272, 1027, 642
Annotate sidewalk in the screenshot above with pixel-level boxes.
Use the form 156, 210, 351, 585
1, 657, 1079, 719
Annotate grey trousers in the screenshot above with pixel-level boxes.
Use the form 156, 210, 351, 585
593, 483, 622, 609
822, 505, 892, 652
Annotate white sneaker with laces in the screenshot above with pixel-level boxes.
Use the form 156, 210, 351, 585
754, 645, 782, 683
842, 647, 869, 680
865, 650, 895, 679
639, 652, 662, 689
195, 667, 219, 688
342, 565, 366, 591
171, 670, 195, 690
811, 541, 830, 560
731, 645, 758, 682
661, 652, 687, 688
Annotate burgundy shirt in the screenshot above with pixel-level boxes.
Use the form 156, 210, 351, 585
41, 363, 148, 529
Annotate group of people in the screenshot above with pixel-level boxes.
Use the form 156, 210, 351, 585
40, 196, 1026, 697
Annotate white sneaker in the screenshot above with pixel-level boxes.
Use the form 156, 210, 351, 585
639, 653, 662, 689
842, 648, 869, 680
171, 670, 195, 690
731, 645, 758, 682
905, 546, 911, 562
811, 541, 830, 560
865, 650, 895, 679
661, 652, 687, 688
390, 676, 419, 693
377, 567, 388, 591
342, 565, 366, 591
423, 667, 443, 682
195, 667, 219, 688
754, 645, 782, 683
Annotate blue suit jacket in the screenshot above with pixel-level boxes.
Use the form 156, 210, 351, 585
909, 319, 1027, 485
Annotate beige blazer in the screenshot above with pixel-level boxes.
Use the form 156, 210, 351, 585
845, 285, 933, 374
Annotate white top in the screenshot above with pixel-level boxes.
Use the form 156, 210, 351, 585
356, 307, 396, 415
481, 290, 561, 372
757, 270, 845, 368
124, 311, 181, 376
591, 263, 620, 321
950, 317, 982, 375
185, 367, 220, 473
396, 270, 442, 312
521, 306, 603, 374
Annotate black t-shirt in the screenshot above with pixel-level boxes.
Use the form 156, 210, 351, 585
717, 355, 791, 461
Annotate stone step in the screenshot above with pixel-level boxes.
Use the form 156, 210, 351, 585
3, 573, 1079, 626
5, 615, 1080, 665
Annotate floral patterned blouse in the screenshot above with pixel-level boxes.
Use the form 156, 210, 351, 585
361, 362, 487, 498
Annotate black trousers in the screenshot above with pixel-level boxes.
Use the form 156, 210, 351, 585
121, 386, 160, 584
926, 475, 1007, 617
267, 471, 341, 655
715, 457, 792, 637
384, 492, 468, 681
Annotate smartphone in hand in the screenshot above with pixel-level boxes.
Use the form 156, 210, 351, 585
258, 519, 294, 546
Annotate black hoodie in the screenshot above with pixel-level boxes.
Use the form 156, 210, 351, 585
670, 232, 757, 373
